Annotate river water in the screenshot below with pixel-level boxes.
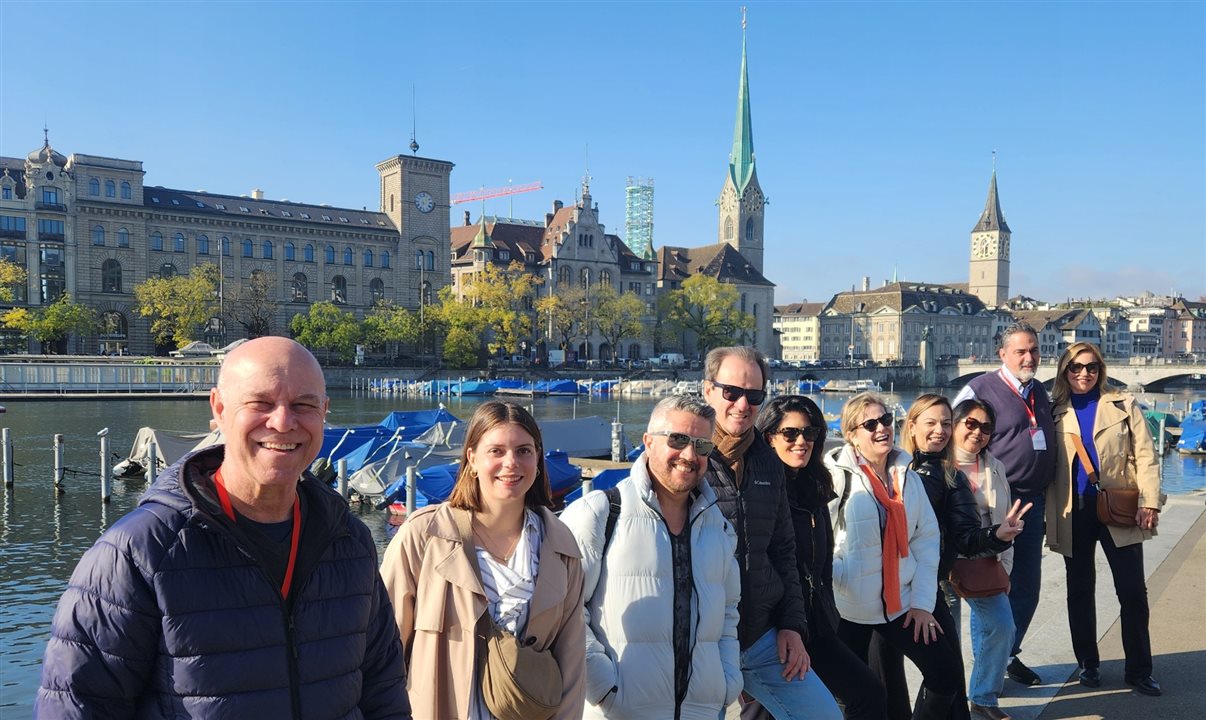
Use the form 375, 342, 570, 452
2, 389, 1203, 711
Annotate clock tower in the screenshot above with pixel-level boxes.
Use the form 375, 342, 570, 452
717, 22, 765, 275
376, 151, 454, 310
967, 169, 1010, 308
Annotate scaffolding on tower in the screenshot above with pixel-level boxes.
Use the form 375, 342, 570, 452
625, 177, 655, 260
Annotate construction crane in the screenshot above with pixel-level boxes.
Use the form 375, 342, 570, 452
450, 181, 542, 206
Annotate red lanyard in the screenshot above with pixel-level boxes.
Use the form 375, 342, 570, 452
998, 369, 1037, 429
213, 468, 302, 600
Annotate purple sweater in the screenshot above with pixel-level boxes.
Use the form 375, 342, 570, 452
966, 371, 1057, 496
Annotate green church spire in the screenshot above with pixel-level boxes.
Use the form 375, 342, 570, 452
729, 17, 756, 193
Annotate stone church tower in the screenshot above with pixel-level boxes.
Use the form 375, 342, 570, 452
716, 26, 766, 275
968, 169, 1010, 308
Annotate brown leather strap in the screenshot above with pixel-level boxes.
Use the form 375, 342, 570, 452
1069, 434, 1099, 487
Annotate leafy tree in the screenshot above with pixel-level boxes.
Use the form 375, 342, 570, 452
289, 301, 362, 362
663, 274, 754, 355
227, 269, 277, 338
363, 300, 421, 356
1, 295, 98, 352
0, 259, 28, 303
535, 283, 588, 352
429, 287, 489, 368
134, 263, 219, 348
460, 261, 540, 356
592, 284, 648, 362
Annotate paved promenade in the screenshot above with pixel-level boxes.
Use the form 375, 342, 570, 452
726, 490, 1206, 719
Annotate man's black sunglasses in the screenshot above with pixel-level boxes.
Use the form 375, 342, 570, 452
771, 426, 823, 443
648, 431, 716, 456
858, 413, 894, 433
709, 381, 766, 406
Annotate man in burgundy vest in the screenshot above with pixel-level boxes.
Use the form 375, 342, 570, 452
953, 323, 1055, 687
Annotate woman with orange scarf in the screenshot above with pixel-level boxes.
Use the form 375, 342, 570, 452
823, 392, 962, 720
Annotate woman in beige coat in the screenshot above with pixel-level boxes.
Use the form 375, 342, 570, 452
1047, 342, 1163, 697
381, 401, 586, 719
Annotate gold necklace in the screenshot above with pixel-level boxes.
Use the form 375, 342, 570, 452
472, 517, 521, 563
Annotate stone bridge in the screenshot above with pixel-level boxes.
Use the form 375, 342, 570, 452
944, 360, 1206, 391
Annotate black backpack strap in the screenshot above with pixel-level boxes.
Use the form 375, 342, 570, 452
601, 485, 622, 557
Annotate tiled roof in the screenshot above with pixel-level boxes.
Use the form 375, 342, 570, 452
776, 302, 825, 317
823, 282, 988, 315
451, 217, 544, 266
657, 243, 772, 286
0, 156, 27, 197
142, 187, 396, 231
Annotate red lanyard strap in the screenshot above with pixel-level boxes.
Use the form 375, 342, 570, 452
214, 468, 302, 600
998, 369, 1037, 428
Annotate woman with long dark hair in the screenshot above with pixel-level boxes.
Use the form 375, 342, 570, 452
381, 401, 586, 719
741, 395, 885, 720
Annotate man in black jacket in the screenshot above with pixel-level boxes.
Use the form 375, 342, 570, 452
702, 346, 841, 720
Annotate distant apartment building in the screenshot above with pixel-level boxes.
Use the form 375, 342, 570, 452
1014, 308, 1103, 358
1092, 307, 1133, 359
774, 302, 824, 361
1168, 299, 1206, 358
0, 133, 452, 354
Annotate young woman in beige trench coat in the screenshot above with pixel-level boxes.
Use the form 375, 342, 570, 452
381, 402, 586, 719
1047, 342, 1164, 697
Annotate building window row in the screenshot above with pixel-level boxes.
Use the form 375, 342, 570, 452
88, 178, 132, 200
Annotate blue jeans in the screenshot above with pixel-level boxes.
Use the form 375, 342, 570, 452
967, 592, 1015, 707
740, 628, 842, 720
1008, 490, 1045, 657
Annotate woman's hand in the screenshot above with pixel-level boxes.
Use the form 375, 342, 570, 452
994, 499, 1033, 542
776, 629, 810, 679
1137, 507, 1159, 531
902, 608, 943, 644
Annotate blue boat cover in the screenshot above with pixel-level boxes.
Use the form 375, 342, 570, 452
382, 450, 583, 506
562, 468, 630, 504
1177, 408, 1206, 453
377, 408, 462, 438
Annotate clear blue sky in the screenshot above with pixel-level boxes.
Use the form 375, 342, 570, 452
2, 1, 1202, 305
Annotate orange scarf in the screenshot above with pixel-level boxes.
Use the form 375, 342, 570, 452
859, 461, 909, 616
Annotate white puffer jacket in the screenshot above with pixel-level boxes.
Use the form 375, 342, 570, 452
560, 455, 742, 720
823, 444, 941, 625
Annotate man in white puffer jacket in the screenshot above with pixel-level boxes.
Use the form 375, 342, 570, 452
562, 395, 742, 720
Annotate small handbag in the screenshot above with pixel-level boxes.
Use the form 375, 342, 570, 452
478, 614, 562, 720
1070, 434, 1139, 528
948, 556, 1010, 598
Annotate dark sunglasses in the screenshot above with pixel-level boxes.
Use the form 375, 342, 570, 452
858, 413, 894, 433
771, 426, 823, 443
1067, 361, 1101, 375
709, 381, 766, 406
648, 431, 716, 456
962, 417, 994, 435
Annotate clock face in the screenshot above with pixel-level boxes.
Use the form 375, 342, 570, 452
414, 191, 434, 213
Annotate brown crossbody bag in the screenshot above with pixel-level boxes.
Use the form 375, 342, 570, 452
1069, 434, 1138, 527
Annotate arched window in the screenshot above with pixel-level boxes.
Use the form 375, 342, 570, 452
415, 250, 424, 269
304, 244, 314, 262
580, 267, 591, 289
724, 217, 734, 240
100, 311, 127, 338
197, 234, 209, 255
221, 236, 231, 256
292, 272, 308, 302
381, 251, 391, 268
370, 278, 385, 302
330, 275, 347, 304
116, 227, 129, 247
284, 242, 295, 261
343, 247, 353, 266
101, 259, 122, 293
745, 218, 755, 242
628, 342, 641, 360
426, 250, 435, 271
91, 224, 105, 246
150, 232, 163, 251
160, 263, 177, 279
88, 178, 100, 195
174, 233, 186, 252
363, 249, 374, 267
325, 245, 335, 264
558, 265, 572, 286
243, 239, 254, 258
104, 180, 115, 198
262, 240, 273, 260
599, 269, 612, 287
120, 181, 132, 199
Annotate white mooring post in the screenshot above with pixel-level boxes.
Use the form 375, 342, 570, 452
337, 459, 348, 499
2, 428, 12, 488
146, 441, 158, 485
98, 428, 111, 503
611, 420, 624, 463
53, 434, 65, 491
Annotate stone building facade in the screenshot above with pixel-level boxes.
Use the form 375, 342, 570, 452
0, 134, 451, 354
773, 302, 824, 362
